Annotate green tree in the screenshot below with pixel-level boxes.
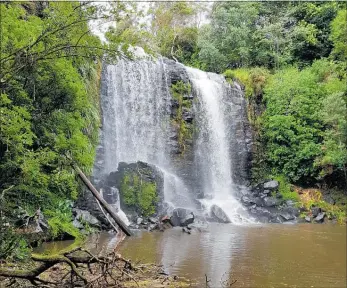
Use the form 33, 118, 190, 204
262, 59, 346, 185
148, 1, 204, 65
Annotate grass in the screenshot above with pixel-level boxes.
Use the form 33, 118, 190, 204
298, 188, 346, 224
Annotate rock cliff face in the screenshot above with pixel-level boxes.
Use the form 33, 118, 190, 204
77, 57, 253, 224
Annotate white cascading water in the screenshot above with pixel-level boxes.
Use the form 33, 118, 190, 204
186, 67, 249, 223
100, 58, 250, 223
101, 59, 195, 212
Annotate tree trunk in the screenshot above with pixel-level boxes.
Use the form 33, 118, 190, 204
72, 164, 132, 236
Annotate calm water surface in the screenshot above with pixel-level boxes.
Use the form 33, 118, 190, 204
119, 224, 346, 288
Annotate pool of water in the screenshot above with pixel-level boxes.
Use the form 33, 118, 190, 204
119, 223, 346, 287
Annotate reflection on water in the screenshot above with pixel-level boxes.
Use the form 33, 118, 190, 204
35, 232, 123, 257
119, 224, 347, 287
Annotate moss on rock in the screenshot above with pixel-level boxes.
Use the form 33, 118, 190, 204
108, 162, 164, 217
170, 81, 194, 153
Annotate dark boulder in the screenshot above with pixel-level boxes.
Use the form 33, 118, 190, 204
182, 109, 194, 123
73, 208, 100, 228
182, 227, 191, 234
263, 197, 279, 207
148, 223, 158, 231
305, 216, 311, 223
311, 207, 321, 218
241, 196, 256, 206
280, 212, 295, 221
170, 208, 194, 227
72, 219, 84, 229
136, 217, 143, 225
322, 194, 335, 205
181, 213, 194, 227
210, 205, 231, 223
148, 217, 158, 224
315, 212, 326, 223
269, 214, 283, 223
263, 180, 279, 190
282, 206, 300, 217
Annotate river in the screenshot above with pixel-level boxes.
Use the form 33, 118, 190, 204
119, 224, 346, 287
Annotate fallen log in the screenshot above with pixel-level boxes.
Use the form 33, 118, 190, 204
72, 164, 132, 236
0, 246, 132, 287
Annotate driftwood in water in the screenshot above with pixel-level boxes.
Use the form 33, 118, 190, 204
72, 164, 132, 236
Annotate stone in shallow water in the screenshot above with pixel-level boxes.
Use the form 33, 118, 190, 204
305, 216, 311, 222
315, 212, 325, 223
280, 212, 295, 221
269, 215, 283, 223
210, 205, 231, 223
170, 208, 194, 227
148, 223, 158, 231
181, 213, 194, 227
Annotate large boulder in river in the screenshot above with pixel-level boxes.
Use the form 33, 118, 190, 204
210, 205, 231, 223
106, 161, 164, 217
169, 208, 194, 227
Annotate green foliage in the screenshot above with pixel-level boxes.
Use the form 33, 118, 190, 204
0, 3, 104, 208
224, 67, 270, 99
330, 8, 347, 79
0, 227, 31, 261
261, 60, 346, 184
120, 172, 158, 217
299, 189, 346, 224
148, 2, 204, 65
45, 200, 81, 239
196, 2, 342, 72
170, 81, 193, 152
273, 175, 299, 202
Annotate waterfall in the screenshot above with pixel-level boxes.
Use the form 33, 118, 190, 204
100, 58, 195, 211
187, 67, 249, 222
97, 58, 251, 223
